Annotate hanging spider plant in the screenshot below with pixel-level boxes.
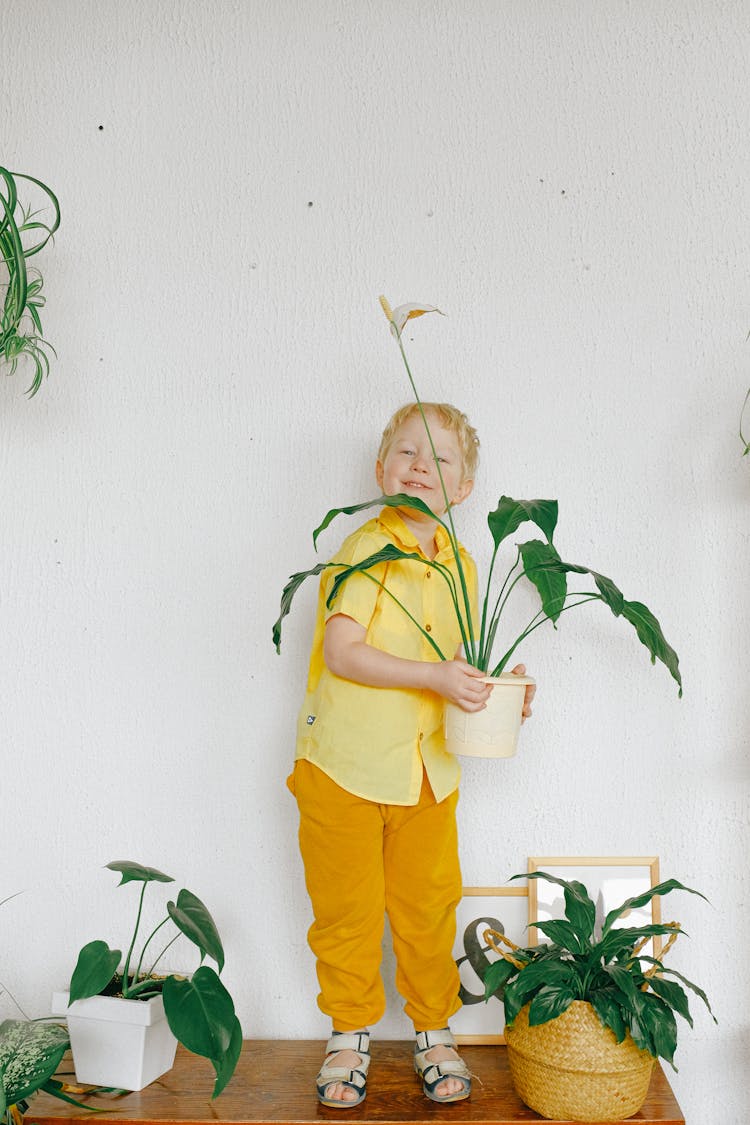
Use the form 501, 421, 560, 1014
0, 167, 60, 397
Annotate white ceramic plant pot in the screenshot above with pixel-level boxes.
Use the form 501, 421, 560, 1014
51, 990, 178, 1091
444, 673, 535, 758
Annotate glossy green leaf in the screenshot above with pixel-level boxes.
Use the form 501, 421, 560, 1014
69, 940, 122, 1002
313, 493, 442, 550
529, 918, 587, 953
211, 1015, 243, 1098
273, 560, 335, 652
639, 960, 717, 1022
589, 991, 627, 1042
620, 600, 682, 696
482, 957, 518, 1000
105, 860, 174, 886
527, 984, 576, 1025
487, 496, 558, 549
639, 993, 678, 1067
518, 540, 567, 624
646, 977, 693, 1027
597, 923, 682, 963
517, 871, 597, 943
0, 1020, 69, 1105
601, 879, 706, 936
162, 965, 236, 1063
168, 889, 225, 972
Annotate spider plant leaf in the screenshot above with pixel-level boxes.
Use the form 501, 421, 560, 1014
601, 878, 706, 936
518, 540, 568, 624
168, 889, 225, 972
487, 496, 558, 549
106, 860, 174, 885
313, 493, 441, 549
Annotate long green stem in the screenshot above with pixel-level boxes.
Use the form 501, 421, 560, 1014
145, 931, 182, 978
491, 595, 602, 676
355, 569, 448, 659
121, 883, 148, 997
133, 916, 172, 981
394, 331, 477, 663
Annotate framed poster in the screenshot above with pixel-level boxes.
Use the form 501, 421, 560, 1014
451, 885, 528, 1044
527, 856, 662, 958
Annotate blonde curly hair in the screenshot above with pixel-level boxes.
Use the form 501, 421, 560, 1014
378, 402, 479, 481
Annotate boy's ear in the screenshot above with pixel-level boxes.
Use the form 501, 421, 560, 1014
375, 460, 384, 491
451, 478, 474, 507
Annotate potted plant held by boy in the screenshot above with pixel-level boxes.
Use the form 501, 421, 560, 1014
53, 862, 241, 1096
482, 870, 715, 1121
273, 298, 682, 757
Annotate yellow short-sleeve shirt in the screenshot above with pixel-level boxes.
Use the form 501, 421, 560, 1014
294, 506, 478, 805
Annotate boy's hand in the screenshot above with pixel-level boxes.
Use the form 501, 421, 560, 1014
428, 660, 492, 712
510, 663, 536, 722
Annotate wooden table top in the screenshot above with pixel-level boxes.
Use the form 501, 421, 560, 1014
25, 1041, 685, 1125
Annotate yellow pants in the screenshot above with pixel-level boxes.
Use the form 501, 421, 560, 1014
290, 759, 463, 1032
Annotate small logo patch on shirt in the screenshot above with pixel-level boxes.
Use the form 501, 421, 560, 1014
306, 714, 316, 725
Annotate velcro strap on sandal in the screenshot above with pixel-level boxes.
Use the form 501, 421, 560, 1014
415, 1027, 455, 1053
325, 1031, 371, 1056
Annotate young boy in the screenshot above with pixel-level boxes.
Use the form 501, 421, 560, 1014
288, 403, 534, 1107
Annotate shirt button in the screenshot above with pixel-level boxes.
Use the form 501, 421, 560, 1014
426, 570, 432, 578
418, 731, 424, 741
425, 624, 432, 632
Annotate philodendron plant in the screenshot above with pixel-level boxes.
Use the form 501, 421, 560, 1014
0, 166, 60, 396
68, 861, 241, 1098
482, 870, 715, 1069
274, 297, 682, 698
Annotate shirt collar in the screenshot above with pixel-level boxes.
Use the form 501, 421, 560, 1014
378, 504, 457, 558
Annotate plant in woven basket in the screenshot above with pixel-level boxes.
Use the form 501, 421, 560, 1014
483, 870, 715, 1070
0, 167, 60, 397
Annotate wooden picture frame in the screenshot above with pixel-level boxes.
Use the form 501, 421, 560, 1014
452, 885, 528, 1044
527, 856, 662, 958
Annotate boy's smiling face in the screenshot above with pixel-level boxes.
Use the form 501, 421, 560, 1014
375, 410, 474, 517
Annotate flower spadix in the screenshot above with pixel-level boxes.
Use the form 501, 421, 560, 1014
379, 295, 444, 339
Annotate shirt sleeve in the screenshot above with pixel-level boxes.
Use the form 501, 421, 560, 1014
321, 528, 390, 630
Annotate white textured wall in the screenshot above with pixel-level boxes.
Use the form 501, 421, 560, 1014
2, 1, 748, 1120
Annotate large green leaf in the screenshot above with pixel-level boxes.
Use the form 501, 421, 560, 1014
518, 540, 567, 624
597, 923, 682, 964
646, 977, 693, 1027
589, 991, 627, 1042
638, 959, 716, 1022
273, 560, 335, 652
529, 918, 587, 954
527, 984, 576, 1025
211, 1015, 243, 1098
326, 544, 426, 608
601, 878, 706, 937
69, 940, 121, 1002
487, 497, 558, 549
620, 600, 682, 696
0, 1020, 69, 1106
105, 861, 174, 886
162, 966, 236, 1063
312, 493, 443, 549
482, 957, 519, 1000
638, 993, 678, 1067
168, 889, 225, 972
516, 871, 596, 945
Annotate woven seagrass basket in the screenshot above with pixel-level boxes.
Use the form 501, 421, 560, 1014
484, 928, 666, 1121
504, 1000, 654, 1122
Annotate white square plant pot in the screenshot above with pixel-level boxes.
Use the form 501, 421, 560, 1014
51, 990, 178, 1091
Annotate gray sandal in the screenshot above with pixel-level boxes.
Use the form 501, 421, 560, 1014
316, 1030, 371, 1108
414, 1028, 471, 1103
